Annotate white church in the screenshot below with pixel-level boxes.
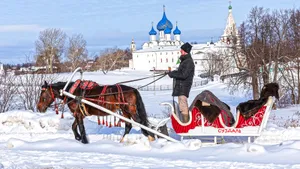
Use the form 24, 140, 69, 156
129, 2, 241, 75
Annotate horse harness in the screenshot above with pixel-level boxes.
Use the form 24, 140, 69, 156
69, 80, 128, 117
42, 85, 65, 116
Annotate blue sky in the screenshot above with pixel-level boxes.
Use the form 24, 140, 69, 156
0, 0, 299, 63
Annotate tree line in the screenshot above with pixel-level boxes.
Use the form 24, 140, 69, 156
4, 28, 132, 74
0, 29, 132, 113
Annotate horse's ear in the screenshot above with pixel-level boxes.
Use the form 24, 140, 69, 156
44, 81, 48, 87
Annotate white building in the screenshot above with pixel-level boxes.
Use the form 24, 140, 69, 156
129, 3, 240, 74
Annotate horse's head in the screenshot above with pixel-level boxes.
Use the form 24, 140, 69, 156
37, 81, 57, 112
260, 82, 279, 99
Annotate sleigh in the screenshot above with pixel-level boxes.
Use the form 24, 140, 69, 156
160, 96, 275, 143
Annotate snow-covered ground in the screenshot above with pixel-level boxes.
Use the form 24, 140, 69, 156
1, 70, 300, 169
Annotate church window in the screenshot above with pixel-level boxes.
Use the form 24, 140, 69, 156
172, 52, 173, 55
166, 58, 168, 63
161, 58, 162, 63
166, 52, 168, 55
172, 58, 174, 62
149, 60, 150, 63
160, 52, 162, 55
137, 55, 138, 58
195, 61, 197, 64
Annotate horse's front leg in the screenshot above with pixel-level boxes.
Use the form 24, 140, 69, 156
72, 118, 81, 141
120, 122, 132, 143
120, 112, 132, 143
76, 113, 89, 144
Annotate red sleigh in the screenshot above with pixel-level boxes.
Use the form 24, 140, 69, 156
160, 96, 275, 143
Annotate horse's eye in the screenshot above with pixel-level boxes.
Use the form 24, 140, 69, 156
43, 98, 47, 102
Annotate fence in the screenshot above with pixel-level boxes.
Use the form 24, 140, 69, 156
220, 71, 250, 81
131, 79, 209, 91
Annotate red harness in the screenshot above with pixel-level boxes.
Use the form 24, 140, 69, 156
69, 79, 127, 105
69, 80, 99, 94
42, 85, 59, 115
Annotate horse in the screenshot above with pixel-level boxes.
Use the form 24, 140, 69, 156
37, 80, 155, 144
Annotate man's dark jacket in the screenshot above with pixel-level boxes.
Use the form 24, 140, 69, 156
168, 53, 195, 97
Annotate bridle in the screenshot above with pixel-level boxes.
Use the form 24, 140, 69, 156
41, 85, 63, 116
42, 85, 55, 101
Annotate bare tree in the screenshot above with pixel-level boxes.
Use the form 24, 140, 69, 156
66, 34, 88, 71
14, 48, 64, 111
230, 6, 300, 103
231, 7, 289, 99
201, 49, 234, 78
0, 73, 18, 113
279, 8, 300, 104
94, 48, 130, 74
35, 28, 66, 73
16, 73, 60, 111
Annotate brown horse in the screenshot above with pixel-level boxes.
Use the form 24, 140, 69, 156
37, 80, 155, 144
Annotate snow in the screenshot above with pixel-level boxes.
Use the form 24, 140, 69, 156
1, 70, 300, 168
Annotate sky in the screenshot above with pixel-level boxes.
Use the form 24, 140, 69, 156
0, 0, 299, 63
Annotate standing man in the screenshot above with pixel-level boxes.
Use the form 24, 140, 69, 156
168, 42, 195, 123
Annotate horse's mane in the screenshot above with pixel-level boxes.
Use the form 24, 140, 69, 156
43, 81, 75, 91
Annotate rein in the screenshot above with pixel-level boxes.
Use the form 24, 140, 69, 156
116, 73, 166, 84
81, 73, 167, 98
137, 73, 167, 89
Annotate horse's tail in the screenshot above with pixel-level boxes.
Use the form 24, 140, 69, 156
133, 89, 149, 124
133, 89, 154, 138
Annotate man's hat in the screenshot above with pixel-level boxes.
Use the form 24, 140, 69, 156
180, 42, 192, 53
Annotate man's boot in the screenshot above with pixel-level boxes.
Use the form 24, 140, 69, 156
182, 114, 189, 123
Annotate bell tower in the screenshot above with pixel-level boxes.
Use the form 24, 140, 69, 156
221, 1, 240, 45
130, 38, 136, 52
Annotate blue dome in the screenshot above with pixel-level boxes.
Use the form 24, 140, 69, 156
156, 6, 173, 31
149, 25, 157, 35
173, 25, 181, 35
164, 27, 171, 34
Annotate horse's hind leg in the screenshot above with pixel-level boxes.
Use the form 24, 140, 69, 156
72, 118, 81, 141
127, 106, 155, 141
136, 117, 155, 142
76, 113, 89, 144
120, 122, 132, 143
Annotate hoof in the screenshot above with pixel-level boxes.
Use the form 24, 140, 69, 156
81, 138, 89, 144
120, 137, 124, 143
148, 135, 155, 142
75, 136, 81, 141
